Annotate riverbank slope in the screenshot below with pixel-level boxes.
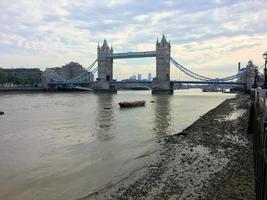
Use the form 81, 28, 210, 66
81, 94, 255, 200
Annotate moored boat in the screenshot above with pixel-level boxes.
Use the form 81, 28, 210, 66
119, 101, 146, 108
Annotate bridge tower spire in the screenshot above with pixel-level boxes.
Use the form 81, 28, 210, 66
152, 34, 173, 94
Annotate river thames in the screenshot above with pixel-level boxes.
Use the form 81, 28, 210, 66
0, 89, 235, 200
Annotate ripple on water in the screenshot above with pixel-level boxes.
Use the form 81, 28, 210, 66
0, 90, 235, 200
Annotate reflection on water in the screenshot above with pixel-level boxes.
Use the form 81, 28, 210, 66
95, 94, 115, 141
0, 89, 235, 200
153, 95, 172, 135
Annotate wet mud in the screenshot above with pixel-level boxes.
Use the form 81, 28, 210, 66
80, 95, 255, 200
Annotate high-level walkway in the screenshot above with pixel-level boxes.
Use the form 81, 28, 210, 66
106, 51, 156, 59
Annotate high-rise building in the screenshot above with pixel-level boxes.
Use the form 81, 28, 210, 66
137, 74, 142, 80
129, 75, 136, 80
61, 61, 86, 80
41, 61, 93, 88
148, 73, 152, 81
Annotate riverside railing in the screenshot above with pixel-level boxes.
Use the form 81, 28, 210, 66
250, 89, 267, 200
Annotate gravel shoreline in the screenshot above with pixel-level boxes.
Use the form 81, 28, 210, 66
81, 95, 255, 200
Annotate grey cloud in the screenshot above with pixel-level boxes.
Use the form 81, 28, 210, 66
0, 0, 266, 74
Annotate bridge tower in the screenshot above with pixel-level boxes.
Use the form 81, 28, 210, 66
245, 60, 256, 90
93, 39, 116, 92
152, 35, 173, 94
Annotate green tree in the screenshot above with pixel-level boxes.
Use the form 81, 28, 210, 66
24, 74, 40, 86
14, 76, 23, 86
7, 74, 16, 85
0, 71, 7, 85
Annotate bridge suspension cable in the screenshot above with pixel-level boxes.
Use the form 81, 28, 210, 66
46, 70, 66, 82
91, 67, 98, 74
48, 59, 98, 84
66, 59, 97, 83
170, 57, 244, 82
170, 57, 212, 81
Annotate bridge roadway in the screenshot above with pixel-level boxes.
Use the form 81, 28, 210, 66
111, 80, 246, 85
173, 80, 246, 85
48, 80, 246, 86
106, 51, 156, 59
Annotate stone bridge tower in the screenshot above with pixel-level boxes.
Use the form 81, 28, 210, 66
152, 35, 173, 94
97, 39, 113, 81
245, 60, 256, 90
93, 39, 116, 92
237, 60, 257, 91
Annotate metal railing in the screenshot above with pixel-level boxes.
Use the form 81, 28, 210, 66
250, 89, 267, 200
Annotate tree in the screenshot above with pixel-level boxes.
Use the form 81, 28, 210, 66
24, 74, 40, 86
7, 74, 16, 85
0, 71, 7, 85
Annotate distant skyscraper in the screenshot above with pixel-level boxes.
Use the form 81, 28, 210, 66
148, 73, 152, 81
129, 74, 136, 80
137, 74, 142, 80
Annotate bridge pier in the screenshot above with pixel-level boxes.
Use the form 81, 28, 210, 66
152, 35, 173, 94
92, 80, 117, 93
151, 80, 173, 94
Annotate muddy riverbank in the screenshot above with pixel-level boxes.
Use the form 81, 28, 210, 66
80, 94, 255, 200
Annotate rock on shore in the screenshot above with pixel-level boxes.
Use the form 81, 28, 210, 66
81, 95, 255, 200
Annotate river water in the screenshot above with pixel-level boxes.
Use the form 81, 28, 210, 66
0, 89, 235, 200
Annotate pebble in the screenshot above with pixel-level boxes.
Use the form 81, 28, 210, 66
85, 95, 255, 200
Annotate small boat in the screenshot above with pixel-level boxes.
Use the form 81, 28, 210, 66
119, 101, 146, 108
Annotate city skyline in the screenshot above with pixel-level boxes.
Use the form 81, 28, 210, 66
128, 73, 153, 81
0, 0, 267, 80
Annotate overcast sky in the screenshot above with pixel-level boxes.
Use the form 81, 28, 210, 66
0, 0, 267, 79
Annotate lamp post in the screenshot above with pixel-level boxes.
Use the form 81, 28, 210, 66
262, 51, 267, 89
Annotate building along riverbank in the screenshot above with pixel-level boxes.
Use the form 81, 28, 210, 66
82, 94, 255, 200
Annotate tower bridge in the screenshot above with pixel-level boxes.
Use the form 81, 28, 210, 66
95, 35, 173, 93
45, 34, 255, 93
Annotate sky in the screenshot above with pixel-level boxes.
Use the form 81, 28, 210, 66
0, 0, 267, 80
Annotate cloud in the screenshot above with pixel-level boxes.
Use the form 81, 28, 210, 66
0, 0, 267, 80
